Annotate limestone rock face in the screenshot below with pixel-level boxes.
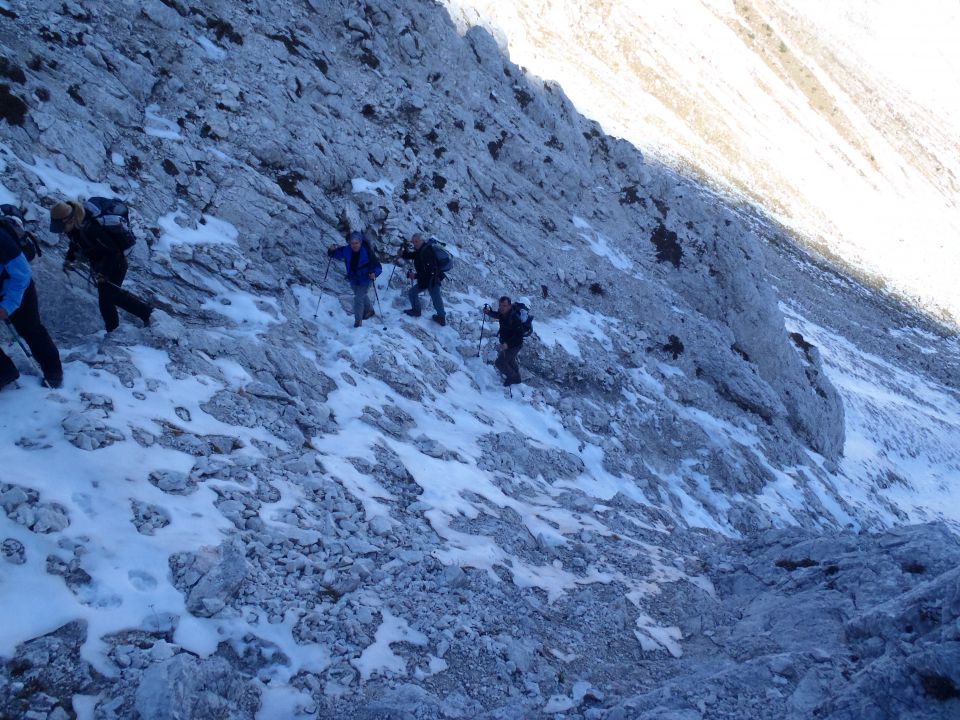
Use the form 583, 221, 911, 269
1, 0, 844, 462
134, 654, 260, 720
9, 2, 954, 720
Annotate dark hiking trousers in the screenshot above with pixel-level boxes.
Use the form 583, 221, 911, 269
95, 254, 152, 331
408, 282, 445, 318
0, 281, 63, 384
495, 346, 522, 384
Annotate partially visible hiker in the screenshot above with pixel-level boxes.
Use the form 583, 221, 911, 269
0, 212, 63, 389
401, 233, 446, 326
482, 295, 529, 386
328, 230, 382, 327
49, 198, 153, 332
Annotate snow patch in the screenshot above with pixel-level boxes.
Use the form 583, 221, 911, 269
196, 36, 227, 60
17, 152, 114, 198
351, 177, 396, 196
155, 212, 239, 253
144, 104, 183, 141
352, 609, 428, 681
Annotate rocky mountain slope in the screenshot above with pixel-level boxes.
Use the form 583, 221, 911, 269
445, 0, 960, 324
1, 0, 958, 718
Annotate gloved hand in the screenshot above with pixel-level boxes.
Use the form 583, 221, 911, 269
328, 243, 338, 253
62, 260, 74, 273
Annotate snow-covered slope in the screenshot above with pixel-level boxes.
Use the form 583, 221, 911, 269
1, 1, 958, 718
445, 0, 960, 325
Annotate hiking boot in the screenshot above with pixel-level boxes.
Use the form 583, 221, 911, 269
503, 378, 521, 387
354, 319, 362, 328
403, 309, 421, 317
431, 314, 446, 326
142, 308, 153, 327
42, 375, 63, 389
363, 308, 375, 320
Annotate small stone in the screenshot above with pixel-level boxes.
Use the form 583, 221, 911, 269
2, 538, 26, 564
365, 515, 390, 537
200, 597, 226, 615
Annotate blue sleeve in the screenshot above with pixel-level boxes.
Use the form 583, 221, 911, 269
0, 253, 31, 315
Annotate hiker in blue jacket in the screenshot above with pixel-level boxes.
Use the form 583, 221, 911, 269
482, 296, 525, 386
401, 233, 446, 326
327, 230, 382, 327
0, 218, 63, 389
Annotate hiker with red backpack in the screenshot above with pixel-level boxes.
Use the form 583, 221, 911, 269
401, 233, 448, 327
0, 208, 63, 390
327, 230, 382, 328
49, 198, 153, 332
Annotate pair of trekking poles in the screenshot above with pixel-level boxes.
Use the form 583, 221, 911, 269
1, 319, 62, 389
2, 263, 153, 387
312, 253, 385, 327
3, 319, 37, 371
64, 261, 123, 294
2, 263, 126, 387
64, 261, 162, 315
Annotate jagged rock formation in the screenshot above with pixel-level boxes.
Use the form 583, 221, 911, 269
0, 1, 957, 719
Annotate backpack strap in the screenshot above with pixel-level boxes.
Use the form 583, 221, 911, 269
0, 222, 21, 264
0, 217, 41, 262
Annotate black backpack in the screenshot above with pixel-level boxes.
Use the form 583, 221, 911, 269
0, 204, 42, 262
512, 302, 534, 337
360, 236, 382, 271
426, 237, 453, 273
84, 197, 135, 252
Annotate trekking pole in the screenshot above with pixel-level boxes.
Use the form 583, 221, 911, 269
4, 320, 33, 360
4, 319, 46, 382
69, 262, 155, 303
65, 263, 97, 289
388, 243, 405, 287
477, 308, 487, 357
314, 255, 333, 318
371, 280, 386, 329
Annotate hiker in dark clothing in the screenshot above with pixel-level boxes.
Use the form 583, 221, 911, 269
49, 200, 152, 332
401, 233, 446, 326
328, 230, 382, 327
482, 295, 525, 386
0, 219, 63, 389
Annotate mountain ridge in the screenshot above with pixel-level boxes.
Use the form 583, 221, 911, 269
444, 0, 960, 325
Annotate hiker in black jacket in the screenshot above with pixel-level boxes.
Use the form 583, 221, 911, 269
401, 233, 446, 326
0, 218, 63, 389
50, 200, 152, 332
482, 296, 524, 386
